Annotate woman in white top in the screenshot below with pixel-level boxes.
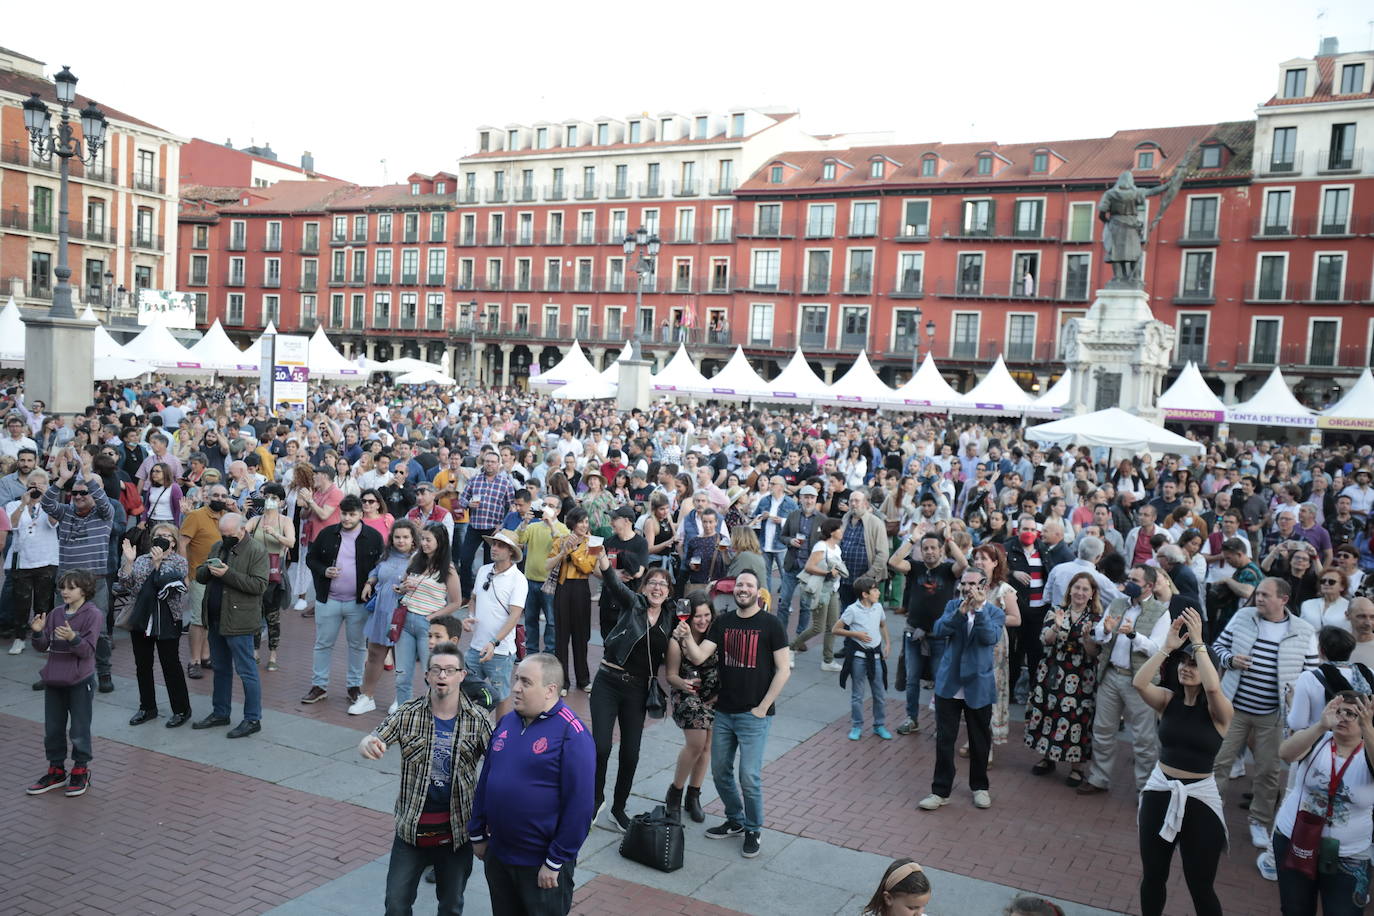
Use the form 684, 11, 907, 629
1275, 690, 1374, 911
142, 462, 181, 524
790, 516, 845, 671
1302, 568, 1352, 633
839, 445, 867, 491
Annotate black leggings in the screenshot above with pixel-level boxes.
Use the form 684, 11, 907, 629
589, 668, 649, 812
554, 578, 591, 689
1138, 788, 1225, 916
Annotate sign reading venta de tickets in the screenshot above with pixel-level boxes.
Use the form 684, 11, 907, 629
1224, 409, 1317, 428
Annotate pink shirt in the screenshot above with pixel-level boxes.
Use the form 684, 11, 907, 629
302, 485, 342, 545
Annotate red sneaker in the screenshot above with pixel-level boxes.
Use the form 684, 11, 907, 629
64, 767, 90, 797
26, 767, 67, 795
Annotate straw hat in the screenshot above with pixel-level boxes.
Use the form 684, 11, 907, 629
482, 529, 523, 563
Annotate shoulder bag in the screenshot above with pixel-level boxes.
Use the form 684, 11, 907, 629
1282, 737, 1357, 879
644, 622, 667, 719
619, 804, 685, 872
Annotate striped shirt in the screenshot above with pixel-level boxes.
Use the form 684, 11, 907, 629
1025, 549, 1046, 609
41, 481, 113, 576
1217, 617, 1320, 716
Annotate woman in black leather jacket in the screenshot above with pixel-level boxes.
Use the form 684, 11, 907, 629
589, 553, 674, 833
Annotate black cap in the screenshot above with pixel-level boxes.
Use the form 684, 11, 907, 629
612, 506, 638, 522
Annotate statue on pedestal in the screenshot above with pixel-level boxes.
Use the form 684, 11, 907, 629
1097, 165, 1188, 287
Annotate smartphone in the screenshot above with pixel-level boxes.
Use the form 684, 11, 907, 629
208, 557, 225, 568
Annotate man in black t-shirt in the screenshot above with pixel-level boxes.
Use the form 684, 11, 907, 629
677, 570, 788, 859
888, 533, 966, 735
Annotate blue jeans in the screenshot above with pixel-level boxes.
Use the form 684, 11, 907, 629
383, 833, 473, 916
393, 612, 431, 705
464, 647, 515, 702
524, 580, 556, 653
1273, 829, 1364, 916
458, 526, 493, 599
850, 652, 887, 729
776, 568, 800, 636
711, 709, 772, 832
209, 630, 261, 721
312, 598, 367, 689
903, 631, 946, 723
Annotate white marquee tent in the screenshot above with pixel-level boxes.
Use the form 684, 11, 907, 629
186, 320, 260, 375
1157, 361, 1227, 423
1033, 370, 1074, 414
1026, 407, 1204, 455
760, 350, 832, 403
820, 351, 896, 406
1225, 366, 1316, 428
531, 340, 597, 389
888, 353, 961, 409
682, 346, 771, 400
1318, 367, 1374, 431
950, 356, 1038, 415
650, 342, 711, 394
308, 326, 363, 379
0, 298, 25, 366
120, 322, 201, 371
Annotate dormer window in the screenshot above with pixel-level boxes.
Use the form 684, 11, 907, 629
1136, 150, 1155, 169
628, 121, 642, 143
1199, 145, 1221, 169
411, 182, 421, 195
769, 165, 783, 183
479, 131, 490, 152
976, 155, 992, 175
870, 160, 885, 178
565, 125, 577, 146
507, 129, 518, 150
596, 122, 609, 145
822, 162, 836, 180
436, 181, 447, 194
921, 156, 938, 177
1283, 67, 1307, 98
1032, 152, 1049, 172
1341, 62, 1366, 94
536, 127, 549, 149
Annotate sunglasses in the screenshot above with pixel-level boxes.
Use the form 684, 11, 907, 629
1321, 578, 1342, 586
70, 489, 90, 496
481, 572, 492, 592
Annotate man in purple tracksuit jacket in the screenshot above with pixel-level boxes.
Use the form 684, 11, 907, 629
468, 653, 594, 916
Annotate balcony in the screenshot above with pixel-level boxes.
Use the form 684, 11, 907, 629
264, 238, 283, 252
513, 231, 535, 246
1177, 225, 1219, 246
541, 277, 563, 292
1256, 151, 1302, 175
133, 174, 166, 194
130, 231, 165, 252
352, 233, 368, 244
84, 226, 113, 244
373, 230, 391, 244
485, 231, 507, 246
933, 277, 1068, 302
452, 276, 476, 292
638, 181, 663, 198
482, 277, 504, 292
1173, 284, 1215, 305
454, 231, 478, 246
709, 226, 733, 243
672, 180, 699, 197
670, 278, 697, 294
607, 183, 631, 199
226, 312, 245, 327
735, 219, 794, 239
371, 314, 392, 330
400, 273, 419, 286
1306, 280, 1368, 304
298, 279, 318, 292
544, 184, 567, 201
428, 231, 446, 244
399, 315, 416, 330
300, 239, 320, 254
458, 189, 479, 204
426, 315, 445, 331
299, 315, 319, 331
1318, 148, 1362, 173
670, 229, 697, 244
802, 278, 830, 295
839, 329, 871, 351
261, 275, 282, 289
330, 234, 348, 246
709, 178, 735, 196
188, 272, 209, 287
513, 275, 533, 292
402, 230, 419, 243
514, 185, 537, 203
349, 274, 367, 287
890, 278, 924, 299
574, 232, 597, 245
486, 188, 507, 204
228, 237, 247, 251
1252, 216, 1295, 238
575, 183, 599, 200
940, 218, 1062, 241
1233, 341, 1369, 371
426, 273, 446, 286
736, 274, 793, 295
893, 226, 933, 242
574, 276, 597, 293
843, 276, 874, 295
373, 273, 390, 286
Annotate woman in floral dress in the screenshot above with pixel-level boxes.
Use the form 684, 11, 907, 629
963, 543, 1020, 764
1024, 571, 1102, 786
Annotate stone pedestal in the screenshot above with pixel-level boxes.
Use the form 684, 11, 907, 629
617, 358, 652, 411
24, 315, 95, 415
1063, 287, 1175, 421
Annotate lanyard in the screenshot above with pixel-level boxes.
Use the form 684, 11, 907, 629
1326, 737, 1362, 822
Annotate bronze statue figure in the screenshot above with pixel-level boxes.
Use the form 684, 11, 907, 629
1097, 163, 1188, 288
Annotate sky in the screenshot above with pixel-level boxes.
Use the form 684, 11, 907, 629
7, 0, 1374, 186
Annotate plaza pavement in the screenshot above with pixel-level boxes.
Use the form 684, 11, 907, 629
2, 598, 1273, 915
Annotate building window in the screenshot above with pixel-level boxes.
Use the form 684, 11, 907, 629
1064, 253, 1091, 300
190, 254, 208, 285
846, 250, 873, 293
806, 204, 835, 238
1013, 199, 1044, 237
1185, 197, 1218, 239
897, 252, 923, 294
373, 292, 391, 327
596, 123, 609, 145
1181, 251, 1214, 298
1321, 188, 1351, 233
902, 200, 930, 238
331, 251, 345, 283
628, 121, 641, 143
427, 249, 446, 284
769, 165, 783, 183
751, 251, 780, 290
427, 293, 444, 325
30, 251, 51, 297
265, 258, 281, 286
1068, 202, 1093, 242
1256, 254, 1287, 300
400, 293, 417, 325
374, 250, 392, 284
645, 162, 660, 195
800, 305, 828, 348
578, 211, 595, 244
430, 212, 446, 241
330, 294, 344, 326
976, 155, 992, 175
672, 259, 691, 292
1252, 318, 1280, 363
1200, 145, 1222, 168
958, 254, 983, 294
642, 208, 659, 236
674, 208, 695, 243
1007, 314, 1036, 361
1328, 124, 1357, 170
613, 164, 628, 195
436, 181, 446, 194
748, 303, 773, 344
536, 127, 548, 149
717, 160, 734, 192
332, 215, 347, 241
694, 116, 708, 139
805, 251, 830, 293
1136, 150, 1154, 169
756, 203, 781, 236
710, 259, 729, 293
1340, 62, 1365, 94
263, 295, 280, 325
1031, 152, 1048, 172
821, 162, 836, 181
192, 224, 208, 249
607, 257, 625, 292
1262, 190, 1292, 234
136, 150, 156, 188
1271, 127, 1297, 171
227, 294, 244, 325
850, 202, 878, 237
229, 256, 246, 286
1315, 254, 1345, 301
921, 156, 937, 177
410, 182, 420, 196
962, 200, 993, 235
1177, 314, 1208, 364
1309, 320, 1339, 366
32, 186, 53, 232
952, 313, 980, 359
869, 160, 884, 178
730, 113, 745, 138
401, 249, 419, 284
351, 250, 366, 283
712, 207, 731, 241
841, 306, 869, 348
1283, 67, 1307, 98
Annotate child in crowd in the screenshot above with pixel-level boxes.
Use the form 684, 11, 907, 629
428, 614, 462, 652
27, 570, 103, 798
833, 576, 893, 741
862, 857, 932, 915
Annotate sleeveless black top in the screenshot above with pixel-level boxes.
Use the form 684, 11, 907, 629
1158, 690, 1223, 773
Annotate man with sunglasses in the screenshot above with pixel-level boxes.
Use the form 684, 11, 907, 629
361, 640, 493, 916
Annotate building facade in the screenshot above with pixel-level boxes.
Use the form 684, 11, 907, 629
1, 47, 183, 325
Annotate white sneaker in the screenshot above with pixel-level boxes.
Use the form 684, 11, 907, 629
917, 794, 948, 811
595, 801, 627, 834
292, 597, 308, 611
1248, 819, 1269, 849
972, 789, 992, 809
387, 700, 399, 715
820, 660, 843, 672
347, 694, 377, 715
788, 649, 795, 669
1230, 756, 1247, 779
8, 638, 24, 655
1256, 849, 1277, 881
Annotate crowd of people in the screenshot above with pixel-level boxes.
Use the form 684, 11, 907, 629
10, 374, 1374, 915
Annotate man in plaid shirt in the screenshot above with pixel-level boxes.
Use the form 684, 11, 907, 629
457, 450, 516, 599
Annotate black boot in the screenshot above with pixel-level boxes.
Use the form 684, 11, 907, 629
684, 786, 705, 823
665, 784, 684, 821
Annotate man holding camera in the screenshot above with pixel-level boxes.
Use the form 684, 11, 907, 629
889, 526, 966, 735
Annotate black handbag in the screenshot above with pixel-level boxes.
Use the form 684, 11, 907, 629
643, 632, 667, 719
619, 805, 685, 872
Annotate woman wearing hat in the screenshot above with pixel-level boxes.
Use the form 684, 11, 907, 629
581, 470, 616, 539
723, 485, 751, 534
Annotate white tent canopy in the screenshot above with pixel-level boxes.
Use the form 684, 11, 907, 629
380, 356, 453, 381
1226, 366, 1316, 428
688, 346, 771, 400
0, 297, 25, 365
308, 326, 362, 379
820, 351, 896, 406
552, 373, 618, 400
531, 340, 596, 389
889, 353, 962, 409
94, 355, 156, 380
1032, 370, 1073, 414
650, 342, 711, 394
1319, 367, 1374, 431
186, 320, 259, 374
92, 324, 129, 359
1026, 407, 1204, 455
950, 356, 1038, 414
760, 350, 832, 403
1158, 361, 1226, 423
394, 367, 457, 386
120, 322, 202, 371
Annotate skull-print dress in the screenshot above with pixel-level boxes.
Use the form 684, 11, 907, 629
1024, 606, 1100, 764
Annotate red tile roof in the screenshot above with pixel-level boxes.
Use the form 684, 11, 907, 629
327, 183, 456, 210
1260, 54, 1374, 107
214, 180, 358, 214
0, 68, 167, 133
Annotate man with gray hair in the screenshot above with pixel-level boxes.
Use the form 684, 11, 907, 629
1154, 543, 1200, 608
1043, 535, 1120, 608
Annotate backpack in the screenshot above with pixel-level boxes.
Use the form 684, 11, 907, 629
119, 480, 145, 518
1316, 662, 1374, 701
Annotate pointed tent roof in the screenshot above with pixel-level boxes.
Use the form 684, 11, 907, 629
950, 356, 1037, 414
120, 323, 202, 370
0, 297, 25, 364
1319, 368, 1374, 431
92, 324, 130, 359
651, 342, 711, 393
691, 346, 771, 400
821, 351, 896, 406
1029, 369, 1074, 416
1158, 362, 1226, 422
78, 305, 98, 322
186, 320, 259, 374
530, 340, 596, 388
308, 326, 362, 378
381, 356, 453, 381
1226, 367, 1316, 428
889, 353, 961, 409
759, 350, 832, 403
94, 355, 155, 380
1026, 407, 1204, 455
394, 367, 458, 386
